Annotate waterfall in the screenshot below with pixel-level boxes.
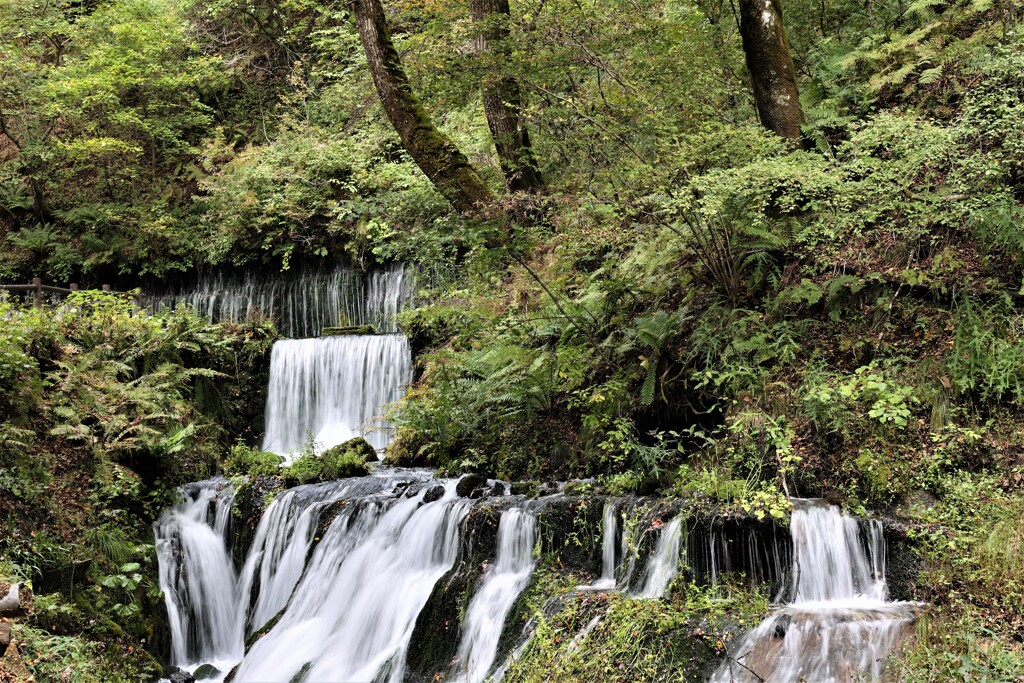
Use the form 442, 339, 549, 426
260, 334, 412, 458
234, 480, 469, 682
150, 264, 413, 338
154, 480, 243, 674
711, 500, 922, 683
636, 516, 684, 599
686, 516, 791, 599
236, 480, 355, 634
579, 500, 618, 591
450, 509, 538, 683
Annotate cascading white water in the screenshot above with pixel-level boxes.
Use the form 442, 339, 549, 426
711, 500, 922, 683
450, 509, 538, 683
150, 264, 413, 337
157, 471, 466, 682
236, 480, 354, 634
154, 481, 243, 674
636, 516, 684, 599
579, 500, 618, 591
260, 334, 412, 458
233, 480, 469, 682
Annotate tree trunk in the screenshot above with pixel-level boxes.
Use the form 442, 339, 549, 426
737, 0, 805, 140
349, 0, 496, 215
470, 0, 544, 194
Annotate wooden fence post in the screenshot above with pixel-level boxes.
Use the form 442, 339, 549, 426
31, 278, 42, 308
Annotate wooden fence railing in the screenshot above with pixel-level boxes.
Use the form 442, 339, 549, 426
0, 278, 144, 308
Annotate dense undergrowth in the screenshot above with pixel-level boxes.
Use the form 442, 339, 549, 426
0, 293, 275, 679
1, 0, 1024, 678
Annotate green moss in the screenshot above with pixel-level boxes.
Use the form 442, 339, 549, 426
502, 583, 768, 683
281, 437, 374, 486
223, 444, 284, 477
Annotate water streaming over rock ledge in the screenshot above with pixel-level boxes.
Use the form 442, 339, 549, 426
711, 499, 922, 683
450, 509, 538, 683
150, 264, 413, 338
260, 334, 412, 458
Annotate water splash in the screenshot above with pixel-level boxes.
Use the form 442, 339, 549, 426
150, 264, 412, 337
636, 516, 684, 599
711, 500, 922, 683
450, 509, 538, 683
260, 334, 412, 459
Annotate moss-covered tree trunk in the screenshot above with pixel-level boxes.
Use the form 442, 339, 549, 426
470, 0, 545, 194
738, 0, 805, 140
349, 0, 496, 215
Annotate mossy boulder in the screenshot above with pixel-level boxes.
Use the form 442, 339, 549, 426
193, 663, 221, 680
281, 437, 375, 487
321, 325, 377, 336
223, 444, 284, 478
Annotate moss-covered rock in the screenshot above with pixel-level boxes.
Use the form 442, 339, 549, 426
281, 437, 375, 487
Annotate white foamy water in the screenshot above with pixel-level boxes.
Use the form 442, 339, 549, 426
636, 516, 684, 599
711, 499, 922, 683
233, 480, 469, 682
154, 481, 243, 676
260, 334, 412, 459
450, 508, 538, 683
151, 264, 412, 337
579, 499, 618, 591
236, 480, 356, 634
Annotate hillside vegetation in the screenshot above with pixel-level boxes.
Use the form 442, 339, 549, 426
1, 0, 1024, 679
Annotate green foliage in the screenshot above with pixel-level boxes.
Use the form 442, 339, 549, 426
224, 443, 284, 478
503, 583, 769, 683
281, 437, 374, 486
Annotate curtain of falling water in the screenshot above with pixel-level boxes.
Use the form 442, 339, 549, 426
259, 334, 412, 458
710, 500, 922, 683
450, 509, 539, 683
150, 264, 413, 337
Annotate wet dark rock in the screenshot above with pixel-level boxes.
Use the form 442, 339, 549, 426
456, 474, 489, 498
510, 481, 539, 498
879, 518, 921, 602
193, 663, 221, 680
232, 475, 287, 565
423, 485, 446, 504
537, 482, 559, 497
406, 497, 522, 681
773, 614, 792, 638
246, 608, 286, 652
491, 482, 507, 496
167, 669, 195, 683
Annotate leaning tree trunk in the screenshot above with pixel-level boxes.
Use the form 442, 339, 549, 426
349, 0, 496, 215
737, 0, 805, 140
470, 0, 544, 194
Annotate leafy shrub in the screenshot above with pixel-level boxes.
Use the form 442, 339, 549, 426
223, 444, 284, 478
281, 437, 374, 486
